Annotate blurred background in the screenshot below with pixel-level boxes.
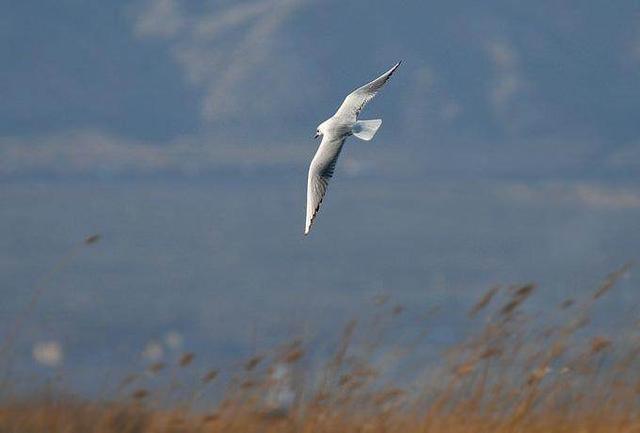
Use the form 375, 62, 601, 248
1, 0, 638, 393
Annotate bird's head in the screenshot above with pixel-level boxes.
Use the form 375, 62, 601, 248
314, 122, 326, 139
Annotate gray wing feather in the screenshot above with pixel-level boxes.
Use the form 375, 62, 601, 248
334, 61, 401, 121
305, 134, 346, 235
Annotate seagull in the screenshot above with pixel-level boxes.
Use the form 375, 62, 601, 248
305, 61, 402, 235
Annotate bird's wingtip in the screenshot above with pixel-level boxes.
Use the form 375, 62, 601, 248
389, 60, 402, 74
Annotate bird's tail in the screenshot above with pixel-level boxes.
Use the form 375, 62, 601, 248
352, 119, 382, 141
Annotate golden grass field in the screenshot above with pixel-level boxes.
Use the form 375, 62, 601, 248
1, 258, 638, 433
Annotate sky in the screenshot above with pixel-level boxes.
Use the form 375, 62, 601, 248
0, 0, 639, 392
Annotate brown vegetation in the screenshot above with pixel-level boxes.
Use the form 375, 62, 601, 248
1, 263, 638, 433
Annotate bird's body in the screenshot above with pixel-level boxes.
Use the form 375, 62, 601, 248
305, 61, 402, 235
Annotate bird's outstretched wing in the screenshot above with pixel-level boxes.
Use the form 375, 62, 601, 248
334, 61, 401, 121
305, 133, 346, 235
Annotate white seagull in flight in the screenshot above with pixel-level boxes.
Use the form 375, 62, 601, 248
305, 61, 402, 235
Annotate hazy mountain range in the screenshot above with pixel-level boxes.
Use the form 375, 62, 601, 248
1, 0, 638, 392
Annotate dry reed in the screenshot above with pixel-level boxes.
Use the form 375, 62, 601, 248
1, 264, 638, 433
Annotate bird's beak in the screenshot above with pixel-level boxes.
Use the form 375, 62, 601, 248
314, 132, 319, 139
